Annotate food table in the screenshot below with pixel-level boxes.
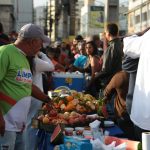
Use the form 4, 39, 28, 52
32, 88, 130, 150
35, 129, 140, 150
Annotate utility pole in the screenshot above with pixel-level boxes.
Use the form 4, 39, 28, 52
104, 0, 119, 27
69, 0, 76, 35
49, 0, 52, 38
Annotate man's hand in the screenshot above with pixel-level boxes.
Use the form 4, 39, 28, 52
0, 114, 5, 136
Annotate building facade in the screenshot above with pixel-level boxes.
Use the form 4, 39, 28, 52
34, 6, 46, 30
13, 0, 33, 31
46, 0, 63, 41
80, 0, 104, 37
119, 0, 128, 35
0, 0, 14, 34
128, 0, 150, 34
0, 0, 34, 33
75, 0, 84, 35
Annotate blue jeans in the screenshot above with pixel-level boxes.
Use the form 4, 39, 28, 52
24, 98, 42, 150
36, 130, 54, 150
0, 131, 25, 150
106, 94, 115, 118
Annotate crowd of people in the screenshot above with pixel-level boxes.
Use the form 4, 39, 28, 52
0, 21, 150, 150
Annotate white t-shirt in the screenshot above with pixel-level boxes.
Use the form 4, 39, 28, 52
4, 96, 31, 132
26, 52, 54, 127
123, 30, 150, 130
33, 52, 54, 91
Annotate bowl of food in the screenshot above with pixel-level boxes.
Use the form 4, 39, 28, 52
64, 127, 74, 136
75, 127, 84, 136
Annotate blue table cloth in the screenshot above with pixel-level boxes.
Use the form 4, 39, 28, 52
36, 125, 124, 150
105, 125, 124, 137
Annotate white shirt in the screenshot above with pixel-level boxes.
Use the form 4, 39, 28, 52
123, 30, 150, 130
4, 96, 31, 132
33, 52, 54, 91
26, 52, 54, 128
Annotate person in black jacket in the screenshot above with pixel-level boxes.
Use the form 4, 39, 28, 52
95, 23, 123, 91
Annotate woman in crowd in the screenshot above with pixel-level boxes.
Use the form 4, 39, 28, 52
73, 41, 87, 68
47, 47, 66, 72
70, 40, 102, 97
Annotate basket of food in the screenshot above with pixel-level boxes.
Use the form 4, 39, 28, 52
48, 90, 99, 114
35, 90, 107, 132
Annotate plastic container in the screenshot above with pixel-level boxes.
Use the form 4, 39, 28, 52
83, 130, 93, 140
75, 127, 84, 136
52, 72, 85, 92
63, 136, 92, 150
64, 127, 74, 136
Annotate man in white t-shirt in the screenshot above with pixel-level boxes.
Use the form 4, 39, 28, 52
25, 51, 54, 150
123, 27, 150, 141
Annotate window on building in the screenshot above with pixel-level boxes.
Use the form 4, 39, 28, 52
119, 14, 126, 20
135, 15, 140, 24
142, 12, 147, 21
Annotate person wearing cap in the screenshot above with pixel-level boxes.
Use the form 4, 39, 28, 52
0, 23, 52, 150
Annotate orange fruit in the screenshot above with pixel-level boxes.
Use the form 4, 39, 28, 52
66, 95, 74, 102
43, 116, 49, 124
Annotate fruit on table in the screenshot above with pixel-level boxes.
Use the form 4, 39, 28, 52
37, 114, 44, 121
38, 91, 104, 125
42, 103, 52, 111
51, 91, 98, 113
48, 109, 58, 117
64, 102, 75, 112
63, 112, 70, 120
43, 116, 50, 124
39, 110, 87, 125
69, 111, 78, 117
66, 95, 74, 102
51, 124, 63, 145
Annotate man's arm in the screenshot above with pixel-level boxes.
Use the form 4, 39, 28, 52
124, 27, 150, 37
134, 27, 150, 36
103, 75, 116, 102
123, 27, 150, 58
31, 84, 51, 103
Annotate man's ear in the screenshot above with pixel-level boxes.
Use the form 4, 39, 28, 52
108, 32, 111, 37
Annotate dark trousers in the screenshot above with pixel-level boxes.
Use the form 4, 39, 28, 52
134, 124, 149, 141
116, 113, 135, 140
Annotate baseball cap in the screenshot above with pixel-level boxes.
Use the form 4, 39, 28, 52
18, 23, 50, 44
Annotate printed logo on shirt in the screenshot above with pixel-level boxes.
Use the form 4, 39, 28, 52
16, 69, 32, 83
